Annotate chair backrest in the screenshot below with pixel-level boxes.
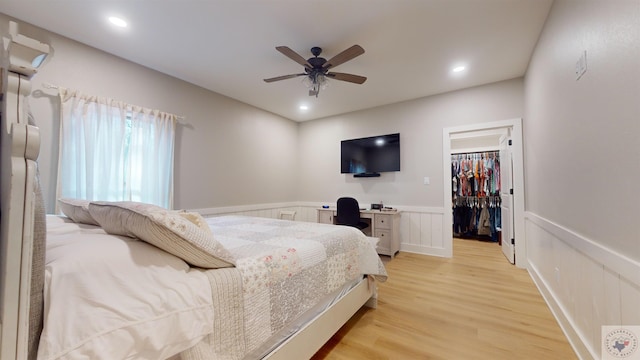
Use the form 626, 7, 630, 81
336, 197, 361, 226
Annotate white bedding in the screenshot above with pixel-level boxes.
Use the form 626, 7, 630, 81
39, 214, 387, 360
38, 216, 214, 360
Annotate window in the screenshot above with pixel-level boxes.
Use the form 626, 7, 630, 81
57, 89, 177, 209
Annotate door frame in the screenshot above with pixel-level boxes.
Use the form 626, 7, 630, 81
442, 118, 526, 268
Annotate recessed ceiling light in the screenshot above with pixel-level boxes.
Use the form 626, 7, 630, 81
452, 66, 466, 73
108, 16, 127, 28
299, 105, 309, 111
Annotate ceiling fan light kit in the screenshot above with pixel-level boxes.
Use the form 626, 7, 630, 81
264, 45, 367, 97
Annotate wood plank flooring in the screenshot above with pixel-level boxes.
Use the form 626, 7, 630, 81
312, 238, 577, 360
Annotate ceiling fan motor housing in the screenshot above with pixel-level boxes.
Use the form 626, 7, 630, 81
307, 47, 327, 69
310, 46, 322, 57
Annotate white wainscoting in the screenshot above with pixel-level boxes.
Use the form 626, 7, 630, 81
525, 212, 640, 360
395, 206, 447, 257
192, 202, 449, 258
192, 202, 306, 221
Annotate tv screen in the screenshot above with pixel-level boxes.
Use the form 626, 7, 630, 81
341, 133, 400, 175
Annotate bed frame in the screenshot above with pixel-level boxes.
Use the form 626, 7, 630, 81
265, 277, 377, 360
0, 22, 377, 360
1, 21, 50, 360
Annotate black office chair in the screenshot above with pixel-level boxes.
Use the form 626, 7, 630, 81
336, 197, 369, 231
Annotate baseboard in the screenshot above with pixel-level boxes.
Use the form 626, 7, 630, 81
527, 262, 595, 360
400, 244, 448, 257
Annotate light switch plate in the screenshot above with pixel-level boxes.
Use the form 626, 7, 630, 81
575, 50, 587, 80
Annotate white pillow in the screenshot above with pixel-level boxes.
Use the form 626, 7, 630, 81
57, 198, 99, 226
88, 201, 235, 268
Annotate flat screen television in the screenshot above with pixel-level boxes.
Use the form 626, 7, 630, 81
341, 133, 400, 177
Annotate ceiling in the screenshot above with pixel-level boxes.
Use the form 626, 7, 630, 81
0, 0, 553, 122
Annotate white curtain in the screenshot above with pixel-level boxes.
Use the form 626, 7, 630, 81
128, 108, 175, 208
56, 88, 176, 209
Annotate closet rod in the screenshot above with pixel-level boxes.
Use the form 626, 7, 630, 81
455, 194, 501, 197
451, 150, 500, 155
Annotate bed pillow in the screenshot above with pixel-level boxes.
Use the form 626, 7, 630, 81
88, 201, 235, 268
58, 198, 99, 226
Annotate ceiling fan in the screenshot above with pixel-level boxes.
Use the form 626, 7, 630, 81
264, 45, 367, 97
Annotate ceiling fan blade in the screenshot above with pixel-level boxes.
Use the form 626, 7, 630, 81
326, 72, 367, 84
275, 46, 312, 69
322, 45, 365, 70
263, 73, 306, 83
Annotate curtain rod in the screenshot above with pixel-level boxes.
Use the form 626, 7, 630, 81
41, 82, 186, 122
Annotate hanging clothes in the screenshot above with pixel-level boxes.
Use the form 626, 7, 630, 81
477, 204, 491, 236
451, 151, 501, 241
451, 152, 501, 197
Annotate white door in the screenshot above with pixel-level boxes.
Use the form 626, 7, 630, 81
499, 136, 515, 264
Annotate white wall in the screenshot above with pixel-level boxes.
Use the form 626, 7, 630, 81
524, 0, 640, 358
0, 14, 299, 213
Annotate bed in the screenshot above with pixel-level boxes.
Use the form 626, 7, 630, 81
0, 23, 387, 360
38, 206, 387, 360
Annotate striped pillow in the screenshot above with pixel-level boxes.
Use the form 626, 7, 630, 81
58, 198, 99, 226
88, 201, 234, 268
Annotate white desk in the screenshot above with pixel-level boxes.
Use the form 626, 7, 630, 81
317, 208, 400, 258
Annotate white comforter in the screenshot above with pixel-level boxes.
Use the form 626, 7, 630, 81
38, 216, 214, 360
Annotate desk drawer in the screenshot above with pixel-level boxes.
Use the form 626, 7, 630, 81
374, 214, 392, 230
317, 210, 333, 224
374, 229, 391, 253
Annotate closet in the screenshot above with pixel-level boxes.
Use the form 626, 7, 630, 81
451, 151, 501, 242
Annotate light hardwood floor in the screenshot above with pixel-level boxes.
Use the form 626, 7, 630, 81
312, 238, 577, 360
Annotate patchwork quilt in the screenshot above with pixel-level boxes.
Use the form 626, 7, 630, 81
180, 215, 388, 360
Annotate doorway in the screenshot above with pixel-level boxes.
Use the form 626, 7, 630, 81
442, 119, 525, 267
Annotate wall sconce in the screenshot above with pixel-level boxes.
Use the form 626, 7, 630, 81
3, 21, 50, 78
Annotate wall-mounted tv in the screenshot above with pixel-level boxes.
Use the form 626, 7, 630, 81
341, 133, 400, 177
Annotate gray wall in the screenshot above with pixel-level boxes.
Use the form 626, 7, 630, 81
525, 0, 639, 263
297, 78, 524, 207
523, 0, 640, 357
1, 14, 299, 212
